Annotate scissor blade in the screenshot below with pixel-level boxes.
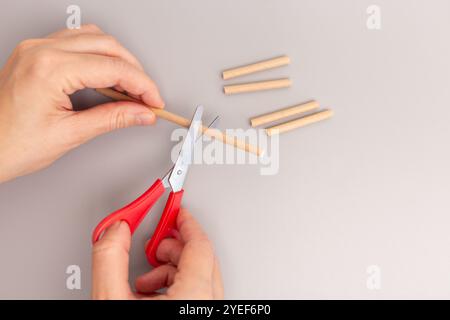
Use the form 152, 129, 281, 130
168, 106, 203, 192
196, 115, 219, 142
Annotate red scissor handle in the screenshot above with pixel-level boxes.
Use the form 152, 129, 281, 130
91, 179, 166, 243
145, 190, 184, 267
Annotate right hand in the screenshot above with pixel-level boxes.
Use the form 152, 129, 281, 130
91, 208, 224, 300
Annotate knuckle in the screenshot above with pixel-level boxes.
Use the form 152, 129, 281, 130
103, 34, 119, 47
196, 234, 212, 245
93, 238, 123, 256
109, 107, 129, 131
109, 56, 127, 70
189, 238, 215, 255
27, 49, 57, 77
14, 39, 45, 63
82, 23, 102, 33
107, 56, 131, 78
16, 39, 40, 53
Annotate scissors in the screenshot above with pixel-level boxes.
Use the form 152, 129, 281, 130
92, 106, 204, 267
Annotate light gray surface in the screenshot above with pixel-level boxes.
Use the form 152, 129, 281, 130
1, 0, 450, 299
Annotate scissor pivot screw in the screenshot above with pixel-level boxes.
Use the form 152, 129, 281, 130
177, 170, 182, 175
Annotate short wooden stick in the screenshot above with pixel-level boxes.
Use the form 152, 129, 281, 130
222, 55, 291, 80
250, 101, 320, 127
265, 110, 334, 136
223, 78, 291, 95
95, 88, 263, 156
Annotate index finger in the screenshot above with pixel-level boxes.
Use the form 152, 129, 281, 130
47, 24, 104, 39
56, 52, 164, 108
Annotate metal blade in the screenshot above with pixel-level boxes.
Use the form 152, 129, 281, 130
168, 105, 204, 192
196, 115, 220, 142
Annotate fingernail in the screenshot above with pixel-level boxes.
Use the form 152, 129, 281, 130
155, 92, 165, 108
135, 112, 155, 125
105, 221, 121, 233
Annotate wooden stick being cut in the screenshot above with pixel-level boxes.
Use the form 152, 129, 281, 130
265, 110, 334, 136
222, 55, 291, 80
95, 88, 263, 156
250, 100, 320, 127
223, 78, 291, 95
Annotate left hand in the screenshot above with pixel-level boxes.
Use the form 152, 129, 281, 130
0, 25, 164, 183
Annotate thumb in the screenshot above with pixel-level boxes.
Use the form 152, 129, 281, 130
91, 221, 133, 299
69, 101, 156, 145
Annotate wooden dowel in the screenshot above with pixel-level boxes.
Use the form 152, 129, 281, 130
223, 78, 291, 95
222, 55, 291, 80
95, 88, 263, 156
265, 110, 334, 136
95, 88, 191, 127
250, 101, 320, 127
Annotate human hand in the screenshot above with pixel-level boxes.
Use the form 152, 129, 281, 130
0, 25, 164, 182
91, 208, 223, 300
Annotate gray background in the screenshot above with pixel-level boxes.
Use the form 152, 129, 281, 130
0, 0, 449, 299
